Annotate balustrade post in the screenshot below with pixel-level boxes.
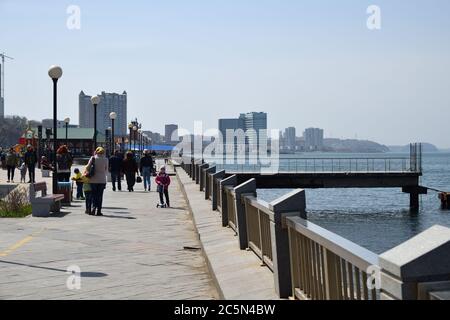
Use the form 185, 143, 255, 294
233, 179, 257, 250
211, 170, 226, 211
269, 189, 307, 298
220, 175, 237, 227
204, 166, 216, 199
199, 163, 209, 191
379, 225, 450, 300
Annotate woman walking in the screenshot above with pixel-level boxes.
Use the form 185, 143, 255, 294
5, 147, 18, 183
86, 147, 109, 216
139, 149, 154, 191
122, 151, 138, 192
155, 166, 171, 207
56, 145, 73, 182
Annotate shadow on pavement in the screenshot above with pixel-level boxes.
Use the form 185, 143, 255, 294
0, 260, 108, 277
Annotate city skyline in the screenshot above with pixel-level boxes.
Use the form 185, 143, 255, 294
1, 1, 450, 147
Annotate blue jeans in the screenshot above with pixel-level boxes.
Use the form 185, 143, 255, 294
76, 182, 84, 199
142, 167, 152, 190
91, 183, 106, 211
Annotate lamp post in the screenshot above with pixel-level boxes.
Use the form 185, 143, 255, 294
64, 117, 70, 147
138, 129, 142, 154
133, 125, 137, 153
91, 95, 100, 151
110, 112, 117, 154
128, 123, 133, 151
48, 65, 63, 194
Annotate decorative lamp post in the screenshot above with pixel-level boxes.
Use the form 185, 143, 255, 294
109, 112, 117, 154
91, 95, 100, 150
128, 123, 133, 151
48, 65, 63, 194
133, 125, 137, 152
64, 117, 70, 147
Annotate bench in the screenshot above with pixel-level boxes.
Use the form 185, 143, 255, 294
30, 182, 65, 217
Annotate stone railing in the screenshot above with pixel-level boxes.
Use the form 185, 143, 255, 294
178, 158, 450, 300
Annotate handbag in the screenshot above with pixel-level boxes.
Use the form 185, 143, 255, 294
86, 157, 96, 178
136, 176, 142, 183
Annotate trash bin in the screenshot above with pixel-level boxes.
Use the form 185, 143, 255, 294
56, 181, 72, 205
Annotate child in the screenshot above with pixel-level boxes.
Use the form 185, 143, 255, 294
71, 168, 85, 200
81, 168, 92, 215
155, 166, 171, 207
19, 161, 27, 183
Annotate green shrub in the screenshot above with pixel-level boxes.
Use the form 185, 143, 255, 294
0, 188, 32, 218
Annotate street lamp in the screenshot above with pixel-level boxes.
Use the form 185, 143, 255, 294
64, 117, 70, 147
133, 125, 137, 153
91, 95, 100, 150
138, 129, 142, 153
110, 112, 117, 154
128, 123, 133, 151
48, 65, 63, 194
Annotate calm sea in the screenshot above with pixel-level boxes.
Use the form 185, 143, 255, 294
257, 152, 450, 254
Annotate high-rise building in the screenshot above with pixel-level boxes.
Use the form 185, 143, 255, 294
240, 112, 268, 149
304, 127, 324, 151
143, 130, 163, 144
164, 124, 179, 144
79, 91, 127, 136
285, 127, 296, 150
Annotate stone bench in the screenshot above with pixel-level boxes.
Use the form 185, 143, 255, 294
30, 182, 65, 217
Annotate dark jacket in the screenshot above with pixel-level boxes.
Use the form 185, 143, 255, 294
139, 155, 154, 172
24, 151, 37, 166
122, 158, 138, 174
109, 155, 123, 173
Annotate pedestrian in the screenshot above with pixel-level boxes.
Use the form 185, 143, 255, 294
19, 161, 27, 183
81, 168, 92, 215
140, 149, 154, 191
108, 150, 123, 191
122, 151, 138, 192
155, 166, 171, 207
5, 147, 18, 183
24, 145, 37, 183
56, 145, 73, 182
71, 168, 84, 200
40, 156, 53, 171
86, 147, 109, 216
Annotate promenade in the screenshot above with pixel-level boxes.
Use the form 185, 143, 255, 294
0, 162, 218, 300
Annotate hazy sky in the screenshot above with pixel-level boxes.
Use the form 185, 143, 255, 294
1, 0, 449, 147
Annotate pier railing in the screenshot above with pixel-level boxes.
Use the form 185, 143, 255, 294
178, 157, 450, 300
210, 157, 416, 174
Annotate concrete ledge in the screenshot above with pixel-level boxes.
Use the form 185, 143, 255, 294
176, 168, 279, 300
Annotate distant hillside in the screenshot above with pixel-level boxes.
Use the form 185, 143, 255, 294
388, 143, 439, 153
323, 139, 389, 153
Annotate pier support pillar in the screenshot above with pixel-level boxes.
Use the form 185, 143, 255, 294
220, 175, 237, 227
402, 186, 428, 211
234, 179, 257, 250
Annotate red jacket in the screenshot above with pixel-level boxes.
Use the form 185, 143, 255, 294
155, 173, 171, 189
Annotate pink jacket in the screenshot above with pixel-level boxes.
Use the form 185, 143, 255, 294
155, 173, 171, 189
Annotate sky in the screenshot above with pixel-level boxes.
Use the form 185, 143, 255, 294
1, 0, 449, 147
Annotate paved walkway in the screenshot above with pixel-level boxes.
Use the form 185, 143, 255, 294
176, 169, 278, 300
0, 163, 218, 300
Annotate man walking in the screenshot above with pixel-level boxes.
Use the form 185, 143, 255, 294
139, 149, 154, 191
24, 145, 37, 183
108, 150, 123, 191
